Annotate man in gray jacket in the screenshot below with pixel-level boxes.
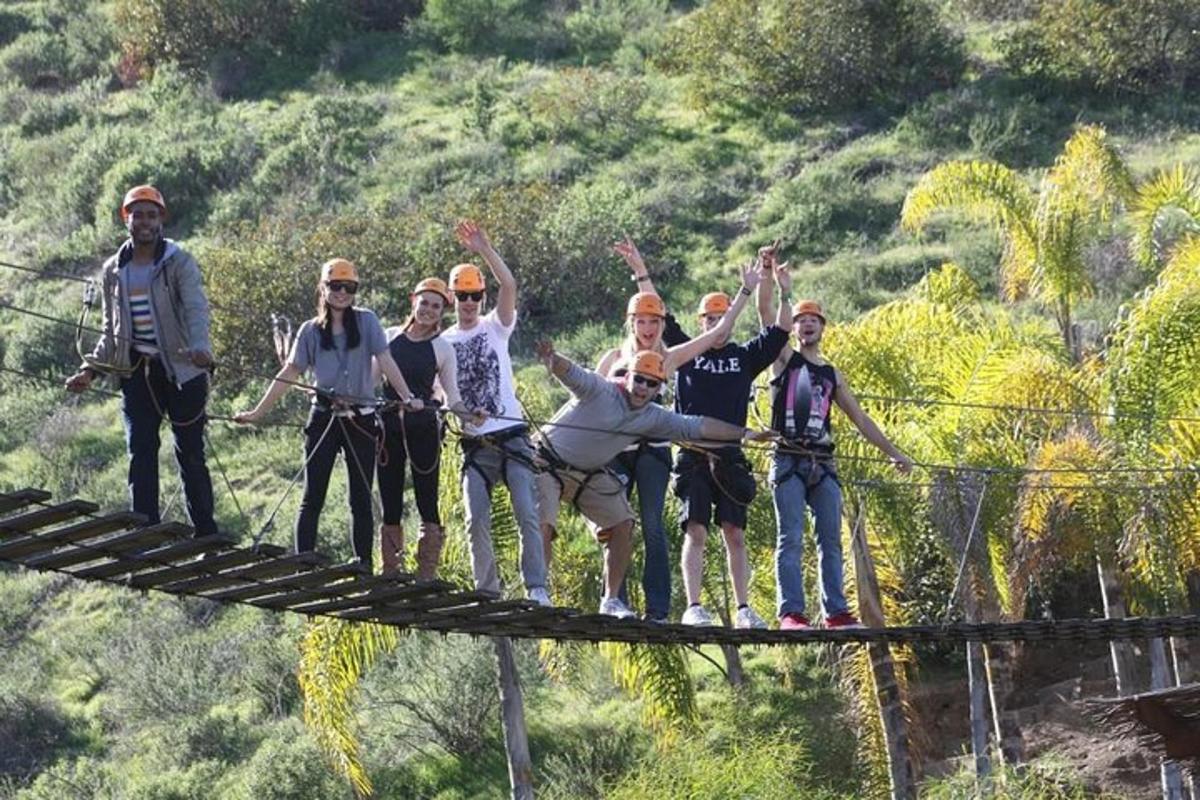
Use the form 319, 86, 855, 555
534, 342, 775, 618
65, 185, 218, 537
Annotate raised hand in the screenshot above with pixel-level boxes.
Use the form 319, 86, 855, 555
534, 338, 556, 368
455, 219, 492, 255
758, 238, 781, 270
739, 260, 763, 291
774, 260, 793, 293
612, 235, 647, 275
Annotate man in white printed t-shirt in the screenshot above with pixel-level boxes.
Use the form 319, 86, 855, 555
440, 220, 550, 606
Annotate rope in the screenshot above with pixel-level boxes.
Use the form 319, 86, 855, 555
205, 427, 253, 537
942, 475, 990, 624
250, 412, 337, 549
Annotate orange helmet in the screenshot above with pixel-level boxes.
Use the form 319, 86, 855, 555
120, 185, 166, 221
449, 263, 485, 292
411, 277, 451, 305
697, 292, 731, 316
626, 292, 666, 318
791, 299, 826, 323
321, 258, 359, 283
629, 350, 667, 382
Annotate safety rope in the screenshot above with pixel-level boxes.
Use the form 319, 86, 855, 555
250, 412, 338, 550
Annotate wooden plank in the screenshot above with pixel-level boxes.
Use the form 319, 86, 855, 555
0, 500, 101, 536
71, 535, 236, 580
204, 562, 367, 603
157, 552, 328, 596
420, 602, 564, 631
24, 524, 185, 570
250, 573, 405, 611
128, 544, 286, 590
340, 590, 500, 623
0, 512, 144, 561
0, 489, 52, 516
290, 580, 450, 616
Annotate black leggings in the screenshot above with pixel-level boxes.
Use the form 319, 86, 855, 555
295, 409, 379, 565
377, 410, 442, 525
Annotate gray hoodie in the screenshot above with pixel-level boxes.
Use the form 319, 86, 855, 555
539, 363, 705, 472
83, 238, 212, 386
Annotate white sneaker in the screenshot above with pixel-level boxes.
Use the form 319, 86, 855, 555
527, 587, 552, 608
735, 605, 768, 630
681, 604, 716, 626
599, 596, 638, 619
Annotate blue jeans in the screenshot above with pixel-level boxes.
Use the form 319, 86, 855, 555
120, 356, 217, 537
613, 444, 672, 620
771, 452, 846, 618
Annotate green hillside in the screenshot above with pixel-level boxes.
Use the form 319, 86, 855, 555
2, 1, 1200, 797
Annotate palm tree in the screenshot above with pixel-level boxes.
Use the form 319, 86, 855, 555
901, 125, 1135, 362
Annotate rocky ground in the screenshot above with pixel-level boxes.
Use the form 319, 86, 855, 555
911, 639, 1188, 798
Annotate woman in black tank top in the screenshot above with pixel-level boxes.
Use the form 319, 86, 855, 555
377, 277, 473, 578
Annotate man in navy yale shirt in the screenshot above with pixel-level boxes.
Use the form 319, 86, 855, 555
665, 260, 793, 629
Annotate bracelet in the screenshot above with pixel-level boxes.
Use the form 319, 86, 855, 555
632, 274, 650, 283
780, 290, 792, 302
738, 286, 752, 298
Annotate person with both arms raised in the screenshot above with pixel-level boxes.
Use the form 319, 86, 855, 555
665, 254, 794, 630
533, 335, 776, 620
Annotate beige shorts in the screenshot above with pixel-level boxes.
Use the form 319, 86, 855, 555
537, 467, 634, 542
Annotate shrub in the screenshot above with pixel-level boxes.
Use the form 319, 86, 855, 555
0, 697, 77, 784
1002, 0, 1200, 93
112, 0, 418, 75
222, 721, 350, 800
660, 0, 963, 115
419, 0, 568, 58
0, 8, 31, 49
0, 2, 115, 89
564, 0, 669, 64
524, 67, 654, 156
1, 31, 71, 88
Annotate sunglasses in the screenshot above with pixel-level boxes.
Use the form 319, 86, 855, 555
455, 291, 484, 302
325, 281, 359, 294
632, 374, 661, 390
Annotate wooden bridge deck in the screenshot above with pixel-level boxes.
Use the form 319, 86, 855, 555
3, 488, 1198, 647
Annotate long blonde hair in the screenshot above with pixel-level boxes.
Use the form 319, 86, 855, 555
618, 315, 667, 364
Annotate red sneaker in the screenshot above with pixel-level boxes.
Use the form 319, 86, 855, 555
779, 613, 811, 631
824, 612, 864, 629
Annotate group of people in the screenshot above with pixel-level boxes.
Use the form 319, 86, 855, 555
67, 185, 913, 631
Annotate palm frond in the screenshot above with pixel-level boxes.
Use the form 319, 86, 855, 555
298, 618, 400, 798
1129, 163, 1200, 270
599, 642, 698, 740
901, 160, 1037, 299
1034, 126, 1133, 308
1104, 236, 1200, 448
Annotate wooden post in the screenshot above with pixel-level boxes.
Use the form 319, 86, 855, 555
852, 510, 916, 799
1150, 637, 1186, 800
984, 642, 1025, 768
967, 641, 992, 785
492, 637, 534, 800
1097, 557, 1138, 697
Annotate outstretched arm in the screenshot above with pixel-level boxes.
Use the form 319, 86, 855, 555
833, 373, 913, 473
457, 220, 516, 327
663, 262, 760, 371
613, 235, 658, 296
234, 363, 305, 424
